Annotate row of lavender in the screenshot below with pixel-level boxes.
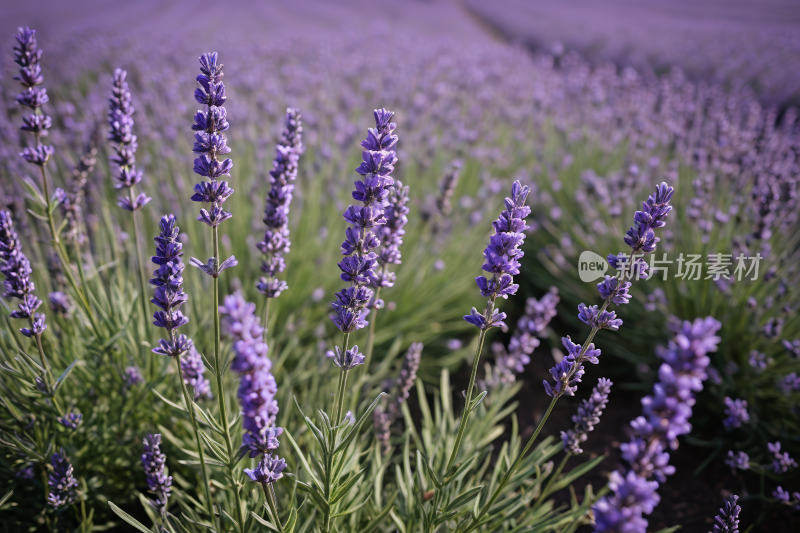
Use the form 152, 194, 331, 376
1, 22, 797, 533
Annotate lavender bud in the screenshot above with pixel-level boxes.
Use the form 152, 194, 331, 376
47, 449, 78, 508
142, 434, 172, 513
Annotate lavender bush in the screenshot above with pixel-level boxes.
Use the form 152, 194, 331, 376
1, 9, 795, 532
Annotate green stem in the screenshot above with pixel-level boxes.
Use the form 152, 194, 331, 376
465, 396, 558, 532
262, 295, 271, 335
129, 186, 152, 380
264, 482, 283, 531
175, 349, 216, 522
444, 300, 492, 478
211, 225, 246, 532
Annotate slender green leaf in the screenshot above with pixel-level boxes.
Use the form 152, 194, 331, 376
108, 501, 153, 533
0, 490, 13, 507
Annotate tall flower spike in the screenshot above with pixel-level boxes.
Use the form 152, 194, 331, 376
219, 292, 281, 455
257, 108, 303, 298
0, 211, 47, 339
150, 215, 192, 356
189, 51, 237, 274
14, 27, 54, 168
109, 68, 150, 211
47, 449, 78, 508
142, 434, 172, 514
465, 180, 531, 329
561, 378, 612, 454
330, 109, 398, 333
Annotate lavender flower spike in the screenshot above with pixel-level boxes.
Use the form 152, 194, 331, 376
189, 51, 236, 274
219, 292, 281, 456
561, 378, 612, 454
149, 215, 192, 357
181, 345, 212, 400
468, 180, 531, 317
14, 27, 55, 168
257, 108, 303, 299
1, 211, 47, 341
47, 449, 78, 508
711, 495, 740, 533
142, 434, 172, 514
330, 109, 398, 334
109, 68, 150, 211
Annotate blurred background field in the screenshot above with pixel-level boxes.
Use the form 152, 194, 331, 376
1, 1, 799, 531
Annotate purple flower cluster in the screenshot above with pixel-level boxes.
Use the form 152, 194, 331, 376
57, 411, 83, 430
561, 378, 612, 454
722, 397, 750, 430
219, 292, 281, 453
490, 288, 560, 386
149, 215, 191, 357
14, 27, 54, 167
774, 487, 800, 510
725, 450, 750, 472
108, 68, 150, 211
0, 211, 46, 339
47, 449, 78, 508
181, 345, 211, 400
594, 317, 722, 533
189, 52, 237, 274
142, 433, 172, 513
768, 441, 797, 473
711, 495, 741, 533
330, 109, 399, 333
257, 108, 303, 299
244, 454, 287, 486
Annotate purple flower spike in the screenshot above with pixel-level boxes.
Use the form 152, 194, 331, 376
47, 449, 78, 509
220, 292, 282, 449
150, 215, 193, 352
561, 378, 612, 454
190, 52, 236, 283
330, 109, 398, 334
242, 426, 283, 459
108, 68, 148, 210
14, 27, 55, 170
1, 211, 47, 339
142, 434, 172, 514
258, 108, 303, 300
711, 495, 740, 533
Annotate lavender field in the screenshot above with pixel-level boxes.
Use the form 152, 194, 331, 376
0, 1, 798, 532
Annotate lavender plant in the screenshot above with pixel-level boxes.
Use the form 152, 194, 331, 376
108, 67, 151, 369
12, 27, 99, 334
